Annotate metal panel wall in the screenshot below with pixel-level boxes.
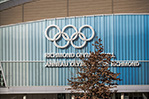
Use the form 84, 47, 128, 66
0, 15, 149, 86
113, 15, 149, 85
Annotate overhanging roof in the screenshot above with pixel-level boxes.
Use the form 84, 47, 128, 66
0, 85, 149, 94
0, 0, 32, 11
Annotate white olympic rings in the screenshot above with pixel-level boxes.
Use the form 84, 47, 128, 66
45, 25, 95, 48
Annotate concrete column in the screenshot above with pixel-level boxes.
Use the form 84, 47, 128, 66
121, 93, 124, 99
71, 95, 75, 99
112, 93, 115, 99
143, 93, 147, 99
23, 96, 26, 99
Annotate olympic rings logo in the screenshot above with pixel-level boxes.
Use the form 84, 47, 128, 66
45, 25, 95, 48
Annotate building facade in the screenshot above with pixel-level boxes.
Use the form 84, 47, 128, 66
1, 0, 149, 26
0, 0, 149, 99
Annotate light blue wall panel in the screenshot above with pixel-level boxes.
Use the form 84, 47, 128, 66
0, 15, 149, 86
113, 15, 149, 85
0, 20, 45, 61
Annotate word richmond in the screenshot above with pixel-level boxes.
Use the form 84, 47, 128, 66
45, 53, 90, 58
